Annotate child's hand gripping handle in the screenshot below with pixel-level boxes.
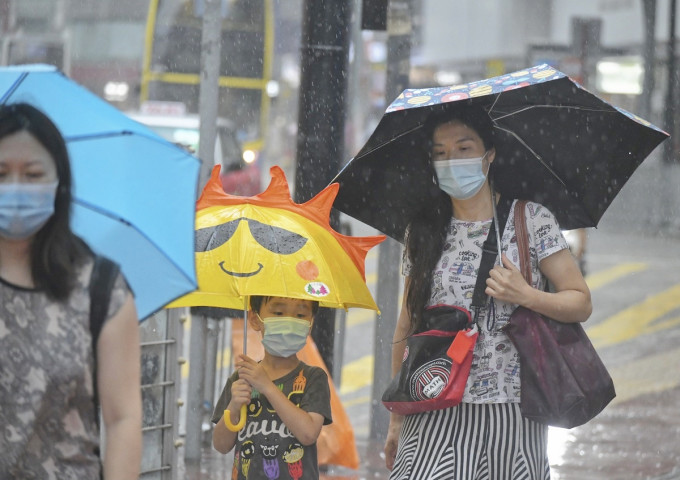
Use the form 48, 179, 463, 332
223, 405, 247, 432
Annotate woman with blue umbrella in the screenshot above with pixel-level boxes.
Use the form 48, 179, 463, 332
0, 104, 142, 479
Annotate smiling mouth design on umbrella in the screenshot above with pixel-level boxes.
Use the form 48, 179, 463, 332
219, 261, 264, 277
196, 217, 308, 278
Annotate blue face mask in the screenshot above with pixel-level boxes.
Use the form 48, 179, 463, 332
259, 315, 311, 358
0, 182, 58, 239
434, 153, 489, 200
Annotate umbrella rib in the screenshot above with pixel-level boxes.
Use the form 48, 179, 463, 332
65, 131, 135, 142
72, 196, 198, 286
0, 72, 28, 104
492, 125, 567, 188
354, 123, 425, 160
490, 104, 614, 122
73, 197, 133, 226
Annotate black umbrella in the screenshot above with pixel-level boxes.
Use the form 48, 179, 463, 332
331, 64, 669, 242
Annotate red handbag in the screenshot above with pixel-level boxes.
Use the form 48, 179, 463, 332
503, 200, 616, 428
381, 305, 478, 415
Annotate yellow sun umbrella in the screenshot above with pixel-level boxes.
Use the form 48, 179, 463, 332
169, 165, 385, 429
170, 164, 384, 310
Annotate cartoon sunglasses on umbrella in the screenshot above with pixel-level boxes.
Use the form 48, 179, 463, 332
169, 165, 385, 430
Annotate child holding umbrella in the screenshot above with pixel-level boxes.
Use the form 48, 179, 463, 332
211, 295, 332, 480
169, 165, 384, 479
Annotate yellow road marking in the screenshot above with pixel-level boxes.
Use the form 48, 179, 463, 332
586, 284, 680, 349
339, 354, 374, 395
345, 262, 648, 330
346, 309, 375, 327
338, 266, 679, 405
608, 346, 680, 405
585, 262, 648, 291
364, 272, 377, 289
341, 395, 371, 408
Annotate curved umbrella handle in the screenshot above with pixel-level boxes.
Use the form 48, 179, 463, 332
223, 405, 247, 432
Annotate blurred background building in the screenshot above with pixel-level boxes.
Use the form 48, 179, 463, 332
1, 0, 677, 164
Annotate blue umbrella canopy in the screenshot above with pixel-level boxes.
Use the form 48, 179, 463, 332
332, 64, 669, 242
0, 64, 199, 320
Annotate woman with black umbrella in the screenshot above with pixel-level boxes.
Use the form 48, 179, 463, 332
384, 105, 592, 479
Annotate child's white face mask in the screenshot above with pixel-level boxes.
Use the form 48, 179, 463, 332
258, 315, 311, 357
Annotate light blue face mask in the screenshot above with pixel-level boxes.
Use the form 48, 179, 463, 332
434, 152, 489, 200
259, 315, 311, 358
0, 182, 58, 239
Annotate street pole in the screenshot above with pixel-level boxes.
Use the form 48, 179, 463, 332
664, 0, 677, 164
185, 0, 221, 464
294, 0, 352, 375
640, 0, 657, 120
196, 0, 221, 188
370, 0, 412, 441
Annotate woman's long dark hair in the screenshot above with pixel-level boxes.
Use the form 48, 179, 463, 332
404, 105, 495, 334
0, 103, 89, 300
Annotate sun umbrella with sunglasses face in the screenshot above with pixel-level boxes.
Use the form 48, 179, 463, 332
169, 165, 385, 429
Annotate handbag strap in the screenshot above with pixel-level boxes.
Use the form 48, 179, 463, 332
513, 200, 532, 285
471, 196, 514, 310
89, 255, 120, 423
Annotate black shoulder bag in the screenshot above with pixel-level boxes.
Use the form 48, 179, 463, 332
381, 198, 513, 415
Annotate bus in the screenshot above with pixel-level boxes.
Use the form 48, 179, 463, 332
140, 0, 274, 155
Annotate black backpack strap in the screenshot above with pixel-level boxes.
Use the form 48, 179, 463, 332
89, 255, 120, 412
471, 197, 514, 313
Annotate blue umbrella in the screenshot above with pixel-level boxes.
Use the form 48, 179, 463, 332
0, 64, 199, 320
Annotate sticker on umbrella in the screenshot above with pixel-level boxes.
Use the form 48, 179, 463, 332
169, 165, 385, 313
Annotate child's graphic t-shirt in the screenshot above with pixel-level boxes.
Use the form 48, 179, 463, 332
212, 361, 332, 480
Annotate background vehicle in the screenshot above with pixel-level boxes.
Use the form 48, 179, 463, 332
127, 110, 261, 196
140, 0, 273, 156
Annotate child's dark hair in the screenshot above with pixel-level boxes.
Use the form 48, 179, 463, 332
250, 296, 320, 315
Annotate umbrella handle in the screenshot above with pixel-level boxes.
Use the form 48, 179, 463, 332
223, 405, 247, 432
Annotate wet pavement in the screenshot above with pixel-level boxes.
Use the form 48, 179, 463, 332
180, 384, 680, 479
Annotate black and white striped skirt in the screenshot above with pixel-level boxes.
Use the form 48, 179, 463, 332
389, 402, 550, 480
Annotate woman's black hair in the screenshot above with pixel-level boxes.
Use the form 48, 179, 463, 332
0, 103, 89, 300
404, 104, 495, 334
